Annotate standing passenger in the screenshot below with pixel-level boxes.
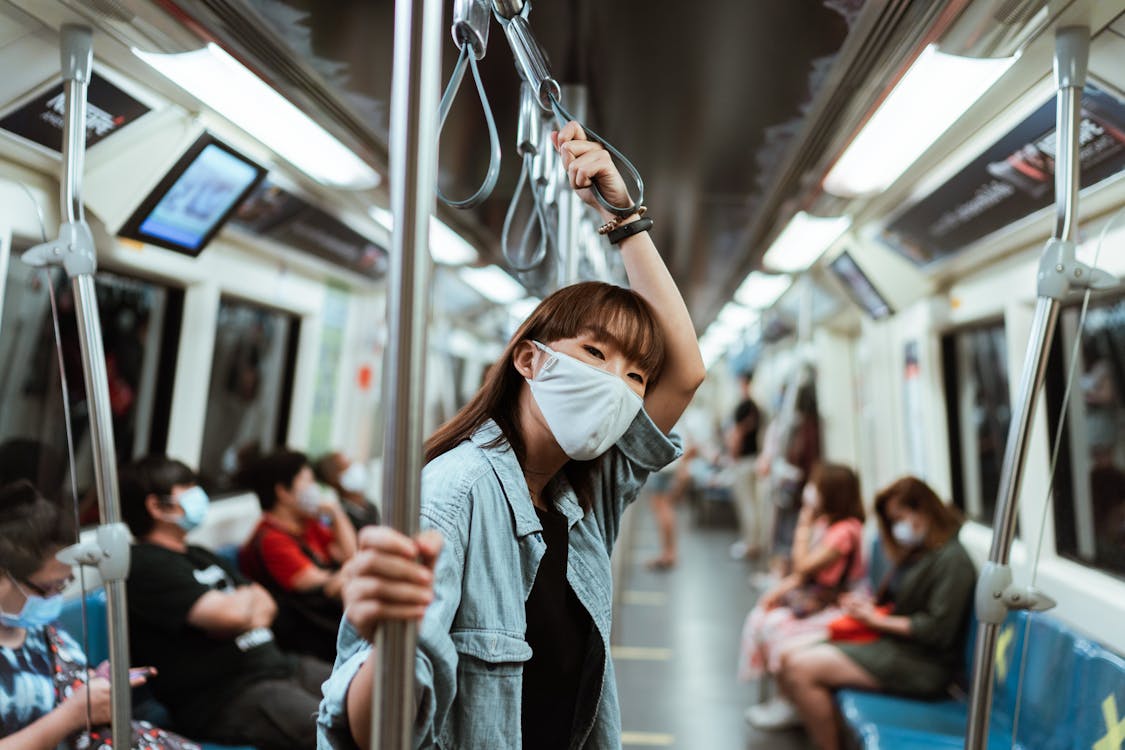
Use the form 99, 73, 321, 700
120, 456, 330, 750
317, 120, 705, 749
727, 370, 764, 559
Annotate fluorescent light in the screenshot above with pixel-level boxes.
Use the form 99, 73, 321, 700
369, 207, 479, 266
717, 301, 759, 330
762, 211, 850, 273
824, 45, 1015, 197
428, 218, 479, 265
459, 265, 526, 304
135, 44, 380, 189
734, 272, 791, 309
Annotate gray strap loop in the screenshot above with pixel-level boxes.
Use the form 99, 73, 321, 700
437, 45, 501, 209
501, 153, 550, 271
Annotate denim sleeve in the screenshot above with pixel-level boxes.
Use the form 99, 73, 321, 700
317, 511, 466, 750
592, 407, 682, 551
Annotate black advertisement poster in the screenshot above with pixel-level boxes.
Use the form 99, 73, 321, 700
882, 85, 1125, 266
0, 73, 150, 153
233, 180, 388, 279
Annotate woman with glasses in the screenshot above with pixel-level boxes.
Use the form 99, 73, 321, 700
0, 480, 196, 750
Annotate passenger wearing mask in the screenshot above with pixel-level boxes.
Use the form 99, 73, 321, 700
0, 480, 197, 750
739, 464, 867, 729
314, 451, 380, 531
317, 120, 705, 750
239, 450, 357, 662
120, 456, 330, 750
777, 477, 976, 750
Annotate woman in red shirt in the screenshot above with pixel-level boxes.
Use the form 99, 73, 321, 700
239, 450, 357, 661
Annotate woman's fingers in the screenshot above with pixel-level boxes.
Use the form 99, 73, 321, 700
356, 525, 421, 558
348, 549, 433, 586
553, 120, 587, 150
346, 576, 433, 607
415, 529, 444, 568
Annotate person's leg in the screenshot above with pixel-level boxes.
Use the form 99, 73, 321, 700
294, 653, 334, 696
729, 459, 761, 558
648, 491, 677, 568
778, 644, 880, 750
208, 677, 323, 750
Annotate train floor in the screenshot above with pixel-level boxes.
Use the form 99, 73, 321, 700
611, 497, 812, 750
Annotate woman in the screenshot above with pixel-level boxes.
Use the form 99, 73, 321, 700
317, 120, 705, 749
0, 480, 196, 750
777, 477, 976, 750
740, 463, 866, 729
239, 449, 358, 662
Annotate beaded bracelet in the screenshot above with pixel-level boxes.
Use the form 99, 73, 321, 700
596, 205, 647, 235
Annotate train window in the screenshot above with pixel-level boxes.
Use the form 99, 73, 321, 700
942, 321, 1011, 526
198, 296, 299, 493
0, 241, 181, 520
1045, 295, 1125, 579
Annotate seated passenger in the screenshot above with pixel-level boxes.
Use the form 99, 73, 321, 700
314, 451, 380, 531
740, 463, 866, 728
239, 450, 357, 662
776, 476, 976, 750
0, 480, 197, 750
120, 456, 330, 750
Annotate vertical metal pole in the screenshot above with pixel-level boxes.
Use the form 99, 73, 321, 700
373, 0, 442, 747
964, 27, 1087, 750
48, 25, 134, 744
557, 85, 587, 288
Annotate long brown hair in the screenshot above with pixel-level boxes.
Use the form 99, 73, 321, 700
811, 463, 864, 525
874, 476, 962, 561
424, 282, 665, 508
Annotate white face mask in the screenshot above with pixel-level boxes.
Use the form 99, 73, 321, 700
802, 484, 819, 509
892, 519, 924, 547
339, 463, 368, 494
297, 484, 323, 516
526, 341, 644, 461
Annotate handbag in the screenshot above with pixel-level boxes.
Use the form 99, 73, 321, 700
778, 534, 859, 618
827, 605, 893, 643
45, 625, 201, 750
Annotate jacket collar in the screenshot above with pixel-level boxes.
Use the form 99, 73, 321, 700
470, 420, 585, 535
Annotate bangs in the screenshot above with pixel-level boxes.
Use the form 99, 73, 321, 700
519, 282, 666, 379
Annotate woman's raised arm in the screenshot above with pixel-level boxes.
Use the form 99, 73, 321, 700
554, 121, 706, 434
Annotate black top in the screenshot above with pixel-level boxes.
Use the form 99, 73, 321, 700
522, 505, 593, 750
125, 543, 292, 733
733, 397, 760, 457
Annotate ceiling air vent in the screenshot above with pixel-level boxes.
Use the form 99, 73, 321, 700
939, 0, 1051, 58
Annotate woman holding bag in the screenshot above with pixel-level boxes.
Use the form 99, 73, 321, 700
740, 463, 866, 729
777, 476, 976, 750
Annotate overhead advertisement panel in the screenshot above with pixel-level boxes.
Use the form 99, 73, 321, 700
881, 85, 1125, 266
0, 73, 150, 153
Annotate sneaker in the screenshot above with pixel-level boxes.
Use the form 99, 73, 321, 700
744, 697, 802, 731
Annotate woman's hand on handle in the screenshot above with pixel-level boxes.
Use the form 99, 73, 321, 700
553, 122, 633, 222
343, 525, 443, 642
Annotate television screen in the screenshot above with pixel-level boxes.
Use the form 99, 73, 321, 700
119, 134, 266, 255
828, 252, 893, 320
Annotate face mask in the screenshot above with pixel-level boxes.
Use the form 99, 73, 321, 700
802, 484, 819, 509
297, 485, 323, 516
526, 341, 644, 461
339, 463, 368, 494
0, 575, 64, 628
892, 519, 924, 547
172, 486, 210, 532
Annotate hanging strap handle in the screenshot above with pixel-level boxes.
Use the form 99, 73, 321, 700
501, 153, 550, 271
436, 44, 502, 209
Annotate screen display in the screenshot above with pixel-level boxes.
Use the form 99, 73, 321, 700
120, 136, 265, 255
828, 252, 893, 320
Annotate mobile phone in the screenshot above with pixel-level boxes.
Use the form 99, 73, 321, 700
129, 667, 155, 680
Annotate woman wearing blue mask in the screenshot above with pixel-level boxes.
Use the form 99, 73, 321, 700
0, 480, 194, 750
317, 120, 705, 750
776, 477, 976, 750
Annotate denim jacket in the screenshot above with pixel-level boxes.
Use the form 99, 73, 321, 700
317, 409, 680, 749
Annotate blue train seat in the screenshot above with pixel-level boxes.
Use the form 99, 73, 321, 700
58, 590, 256, 750
214, 543, 242, 574
837, 608, 1125, 750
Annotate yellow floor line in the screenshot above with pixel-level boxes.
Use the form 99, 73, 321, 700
621, 731, 675, 746
623, 590, 668, 606
611, 645, 672, 661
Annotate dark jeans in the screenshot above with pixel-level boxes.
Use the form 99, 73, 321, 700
207, 655, 332, 750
